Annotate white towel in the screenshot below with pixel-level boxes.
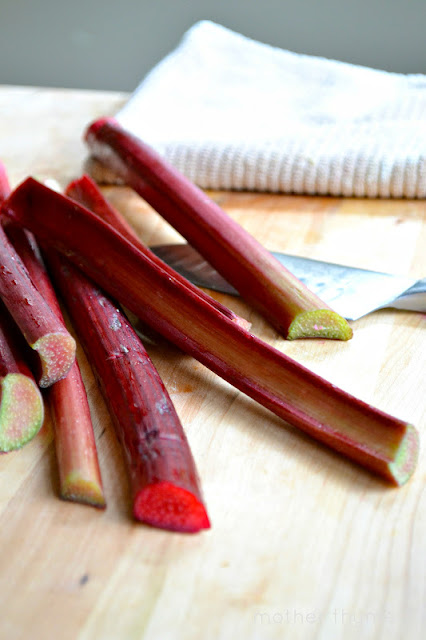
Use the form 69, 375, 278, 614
116, 20, 426, 198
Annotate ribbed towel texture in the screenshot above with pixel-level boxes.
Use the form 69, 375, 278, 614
116, 21, 426, 198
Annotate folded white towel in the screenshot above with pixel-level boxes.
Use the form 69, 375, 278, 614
116, 20, 426, 198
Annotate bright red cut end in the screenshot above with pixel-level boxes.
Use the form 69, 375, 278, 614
134, 482, 211, 533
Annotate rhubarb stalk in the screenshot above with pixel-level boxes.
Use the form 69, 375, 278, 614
85, 118, 352, 341
6, 224, 105, 507
0, 162, 44, 451
2, 178, 418, 485
53, 175, 209, 530
0, 301, 44, 452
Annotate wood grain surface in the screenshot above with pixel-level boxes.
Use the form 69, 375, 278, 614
0, 86, 425, 640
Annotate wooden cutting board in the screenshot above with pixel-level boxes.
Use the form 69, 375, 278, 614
0, 86, 425, 640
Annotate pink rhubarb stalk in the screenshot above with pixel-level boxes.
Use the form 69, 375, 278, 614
1, 178, 418, 485
0, 301, 44, 452
6, 224, 105, 507
85, 118, 352, 341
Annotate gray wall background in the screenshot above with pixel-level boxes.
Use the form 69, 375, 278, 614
1, 0, 425, 91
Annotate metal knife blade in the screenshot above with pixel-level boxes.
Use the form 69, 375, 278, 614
150, 244, 426, 321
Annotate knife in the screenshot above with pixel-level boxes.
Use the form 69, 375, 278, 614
150, 244, 426, 321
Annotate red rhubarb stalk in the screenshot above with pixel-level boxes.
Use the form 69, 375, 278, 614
0, 223, 75, 388
2, 178, 418, 485
85, 118, 352, 341
66, 174, 250, 331
0, 301, 44, 452
0, 162, 44, 451
6, 225, 105, 507
57, 172, 208, 530
44, 248, 209, 532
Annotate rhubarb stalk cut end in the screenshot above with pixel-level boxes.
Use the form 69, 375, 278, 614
61, 470, 106, 509
0, 373, 44, 452
134, 482, 211, 533
32, 332, 76, 388
287, 309, 353, 341
387, 424, 419, 487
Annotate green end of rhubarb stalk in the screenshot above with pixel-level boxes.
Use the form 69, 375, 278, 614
0, 373, 44, 452
387, 424, 419, 487
61, 470, 106, 509
287, 309, 353, 341
32, 332, 76, 388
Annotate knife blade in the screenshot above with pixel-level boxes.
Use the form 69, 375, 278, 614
150, 244, 426, 321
